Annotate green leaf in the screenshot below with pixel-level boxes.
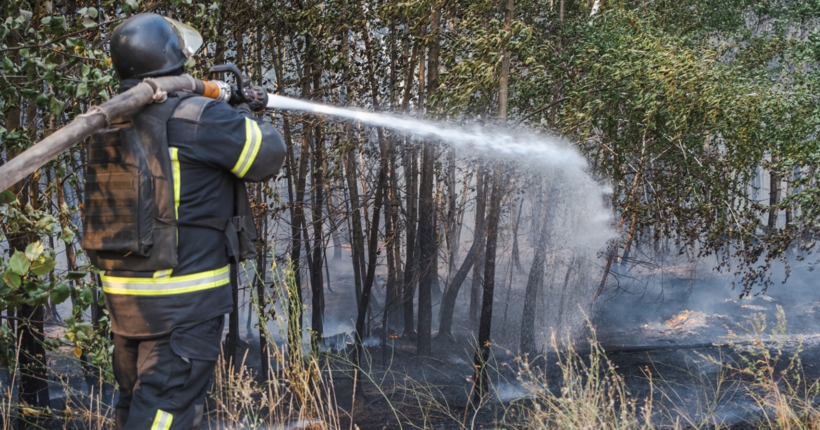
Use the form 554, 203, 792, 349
50, 283, 70, 304
9, 251, 30, 276
25, 242, 44, 261
60, 227, 75, 244
48, 15, 65, 34
3, 272, 21, 290
65, 271, 86, 280
80, 287, 93, 305
34, 214, 55, 230
126, 0, 140, 10
35, 93, 49, 108
2, 55, 16, 73
23, 281, 38, 294
19, 10, 32, 23
49, 98, 64, 117
30, 257, 56, 276
75, 82, 88, 98
0, 190, 16, 205
81, 17, 96, 29
86, 7, 98, 18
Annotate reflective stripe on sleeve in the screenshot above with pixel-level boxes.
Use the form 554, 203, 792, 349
101, 266, 230, 296
170, 148, 181, 245
151, 410, 173, 430
170, 148, 181, 219
231, 118, 262, 178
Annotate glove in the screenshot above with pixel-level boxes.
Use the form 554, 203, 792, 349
243, 85, 268, 111
234, 102, 253, 117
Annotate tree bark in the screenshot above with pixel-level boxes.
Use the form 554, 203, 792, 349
520, 192, 550, 356
416, 140, 436, 356
438, 221, 487, 339
417, 2, 442, 356
472, 166, 504, 402
402, 145, 419, 338
470, 164, 487, 325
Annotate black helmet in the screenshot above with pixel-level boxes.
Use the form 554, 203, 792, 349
110, 13, 201, 79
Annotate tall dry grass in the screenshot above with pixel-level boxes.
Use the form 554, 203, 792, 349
4, 263, 820, 430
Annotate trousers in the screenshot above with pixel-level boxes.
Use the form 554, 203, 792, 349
113, 316, 224, 430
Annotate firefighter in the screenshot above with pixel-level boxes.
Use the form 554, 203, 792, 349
84, 13, 286, 430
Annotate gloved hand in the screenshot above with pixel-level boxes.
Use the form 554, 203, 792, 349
233, 102, 253, 117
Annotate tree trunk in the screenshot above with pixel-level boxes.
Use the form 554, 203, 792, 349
438, 221, 487, 339
474, 0, 513, 401
417, 1, 441, 355
416, 141, 436, 356
345, 139, 366, 307
768, 166, 780, 232
271, 34, 306, 361
472, 166, 504, 402
254, 185, 270, 378
325, 182, 343, 261
355, 147, 387, 366
511, 197, 524, 272
520, 194, 550, 356
470, 164, 487, 324
402, 145, 419, 338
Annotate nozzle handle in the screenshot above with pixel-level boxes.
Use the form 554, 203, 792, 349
208, 63, 267, 110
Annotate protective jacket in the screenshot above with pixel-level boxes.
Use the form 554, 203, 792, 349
84, 92, 286, 338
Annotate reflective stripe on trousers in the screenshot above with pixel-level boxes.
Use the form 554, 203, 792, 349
101, 265, 230, 296
151, 410, 173, 430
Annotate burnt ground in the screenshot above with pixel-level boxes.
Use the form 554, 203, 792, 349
5, 257, 820, 429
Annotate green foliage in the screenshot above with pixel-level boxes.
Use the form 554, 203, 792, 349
0, 0, 819, 395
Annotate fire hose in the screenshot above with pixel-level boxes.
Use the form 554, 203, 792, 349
0, 64, 269, 193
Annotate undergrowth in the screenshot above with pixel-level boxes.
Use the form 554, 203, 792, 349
3, 267, 820, 430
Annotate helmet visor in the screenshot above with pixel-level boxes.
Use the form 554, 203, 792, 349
163, 17, 203, 57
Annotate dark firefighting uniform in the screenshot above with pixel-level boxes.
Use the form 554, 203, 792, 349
103, 93, 286, 430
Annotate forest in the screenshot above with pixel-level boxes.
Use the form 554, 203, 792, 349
2, 0, 820, 428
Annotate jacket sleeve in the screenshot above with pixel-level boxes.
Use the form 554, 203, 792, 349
192, 100, 287, 182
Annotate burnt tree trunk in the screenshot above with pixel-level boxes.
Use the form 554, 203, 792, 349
470, 164, 487, 325
309, 124, 325, 348
438, 221, 486, 339
474, 0, 513, 401
472, 166, 504, 402
417, 3, 441, 355
344, 140, 366, 309
270, 40, 304, 361
511, 197, 524, 272
355, 145, 387, 366
402, 145, 419, 338
416, 140, 436, 356
520, 191, 550, 356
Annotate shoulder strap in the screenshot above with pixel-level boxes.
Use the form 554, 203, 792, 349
171, 95, 214, 122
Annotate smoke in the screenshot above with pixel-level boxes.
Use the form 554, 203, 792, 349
593, 246, 820, 344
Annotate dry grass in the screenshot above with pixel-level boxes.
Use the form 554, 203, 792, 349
4, 269, 820, 430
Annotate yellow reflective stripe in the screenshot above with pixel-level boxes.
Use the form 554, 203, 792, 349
231, 118, 262, 178
152, 269, 173, 279
101, 266, 230, 296
240, 121, 262, 177
170, 148, 181, 219
151, 410, 173, 430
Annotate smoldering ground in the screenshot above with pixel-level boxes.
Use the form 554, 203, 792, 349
589, 246, 820, 427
